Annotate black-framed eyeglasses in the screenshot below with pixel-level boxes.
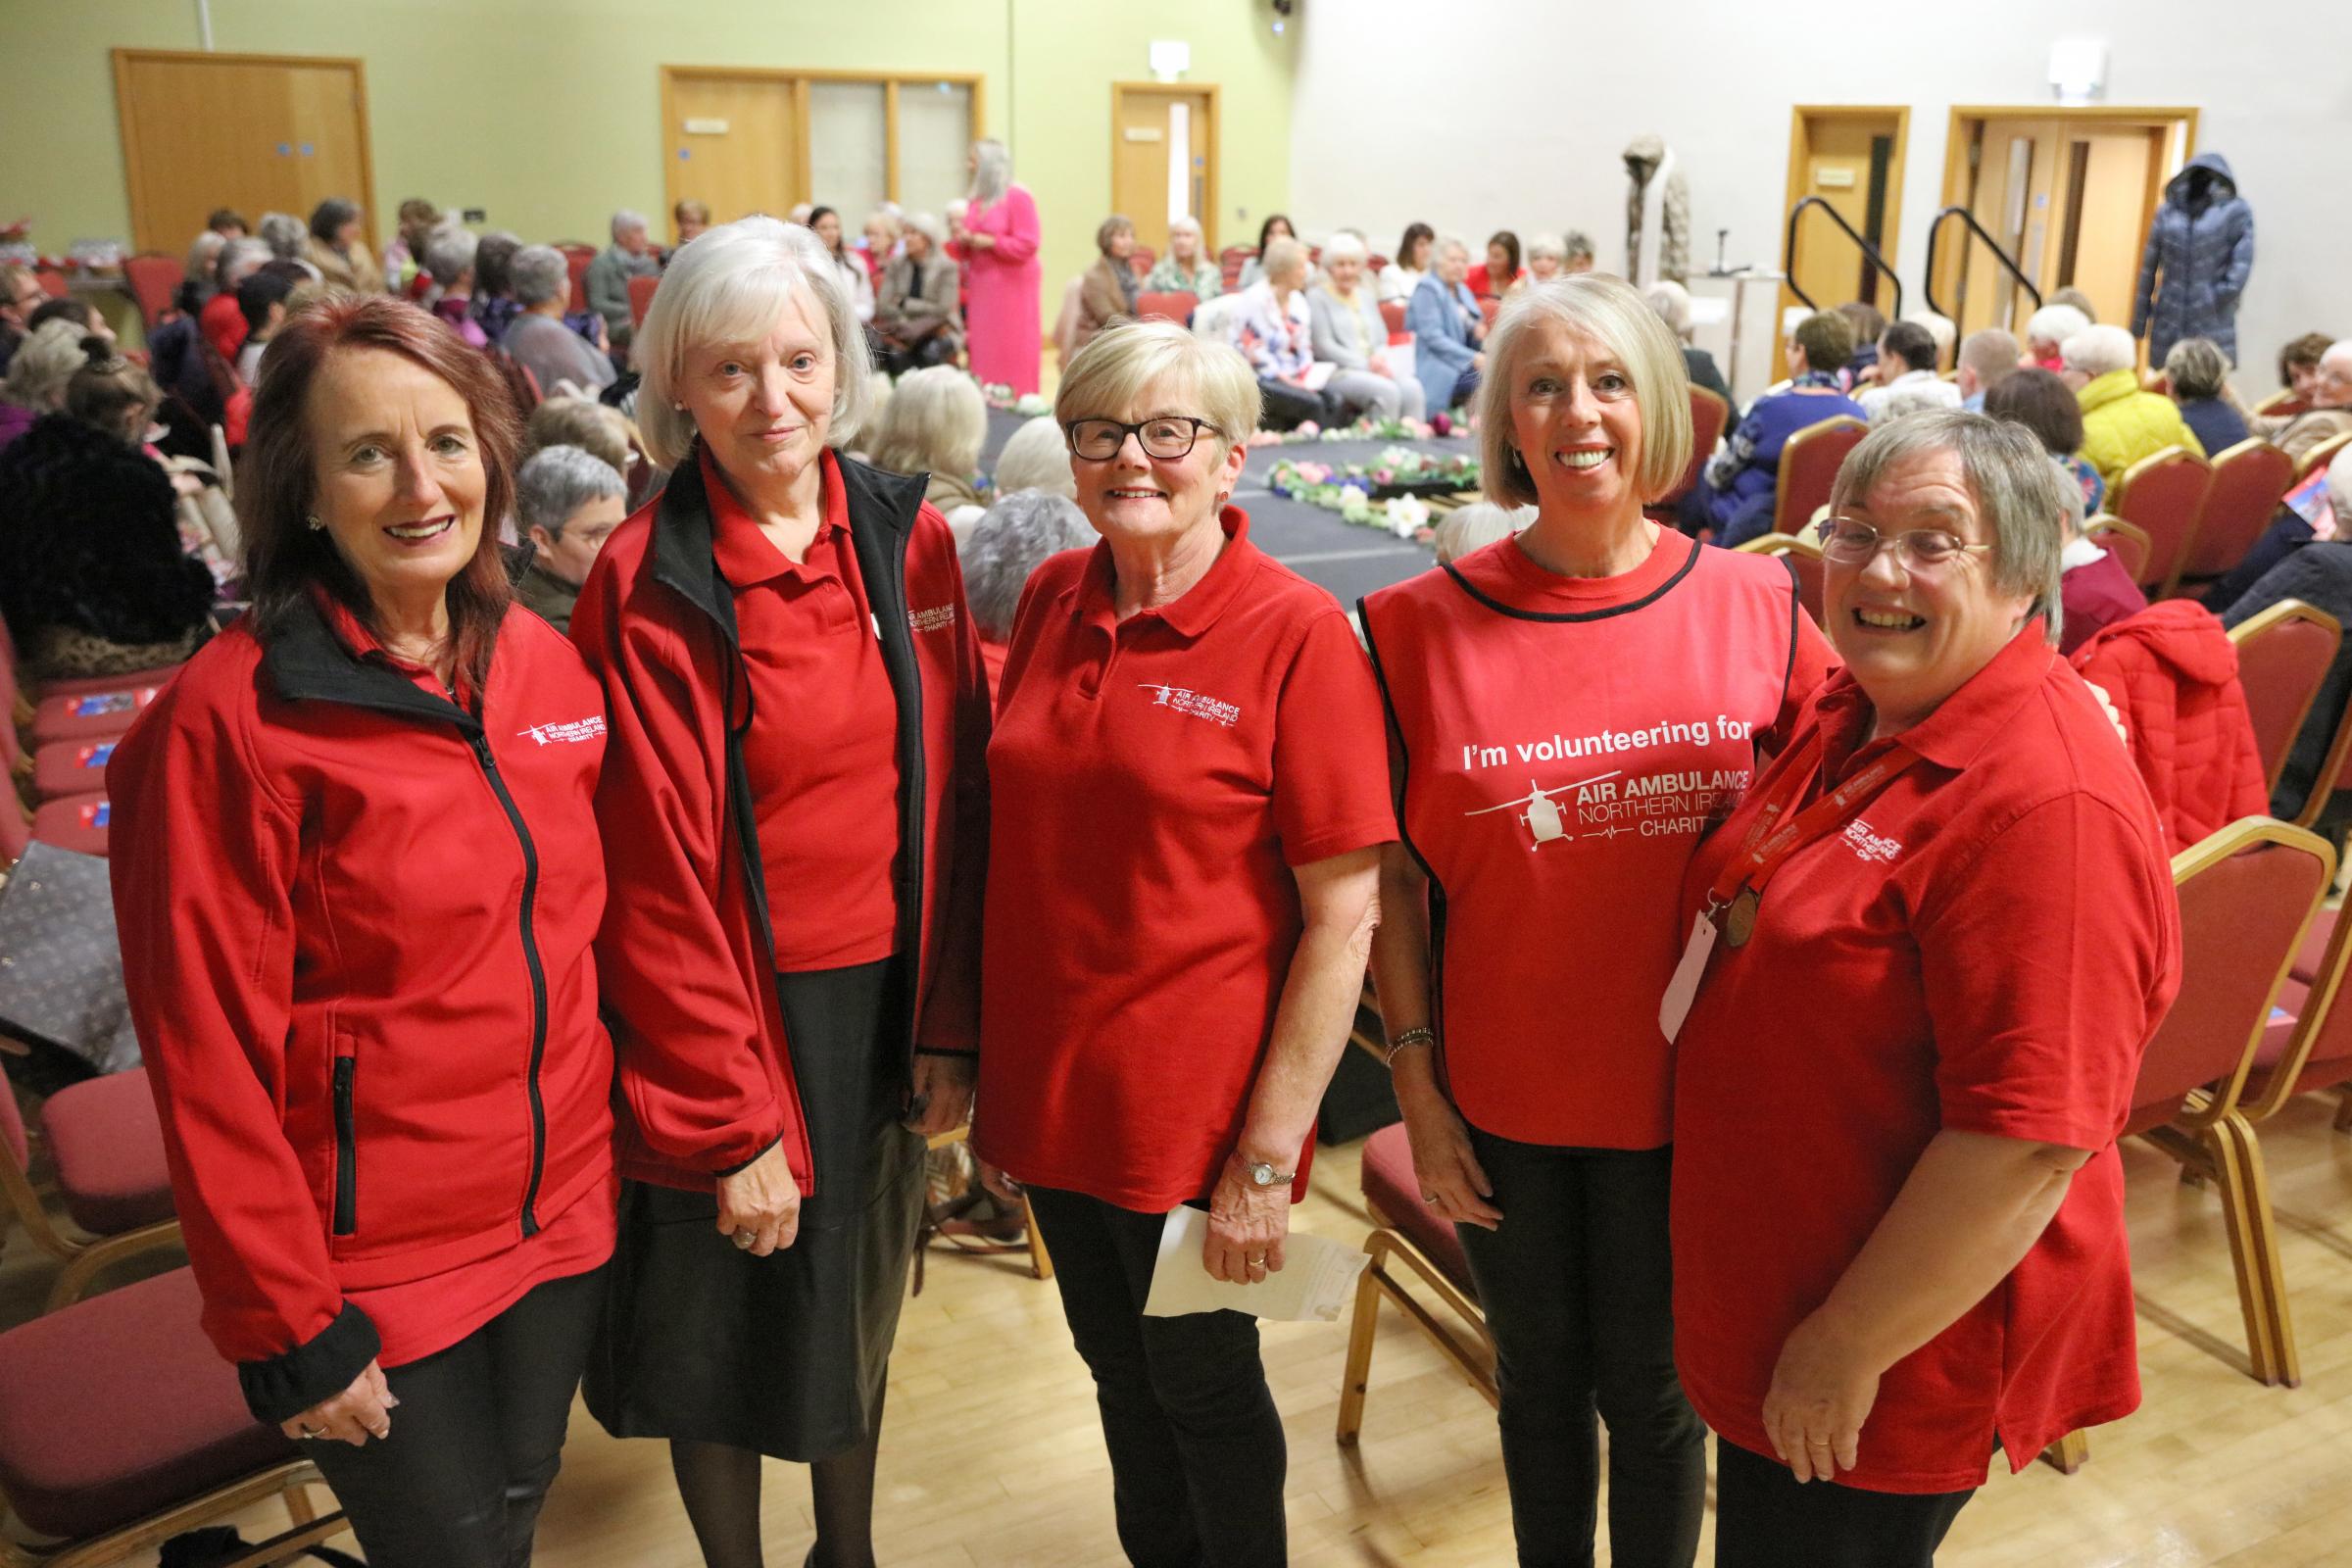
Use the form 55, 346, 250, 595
1815, 516, 1995, 571
1065, 416, 1221, 462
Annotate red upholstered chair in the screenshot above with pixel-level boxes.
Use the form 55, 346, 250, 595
2300, 430, 2352, 482
564, 248, 593, 312
35, 270, 67, 300
120, 256, 182, 329
1772, 416, 1866, 541
1219, 245, 1254, 292
28, 794, 110, 858
30, 737, 122, 804
2112, 445, 2214, 597
1378, 299, 1408, 344
2084, 514, 2151, 585
2247, 894, 2352, 1142
0, 1267, 346, 1567
2228, 600, 2341, 795
2125, 817, 2332, 1389
24, 679, 164, 749
2180, 440, 2295, 591
1654, 384, 1730, 511
627, 272, 659, 329
0, 1067, 179, 1311
1734, 532, 1825, 626
2253, 389, 2308, 419
0, 799, 26, 864
1127, 245, 1154, 279
1133, 290, 1198, 326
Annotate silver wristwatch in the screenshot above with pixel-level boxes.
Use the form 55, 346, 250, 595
1243, 1158, 1294, 1188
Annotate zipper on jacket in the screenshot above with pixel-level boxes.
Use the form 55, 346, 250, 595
331, 1056, 358, 1236
468, 731, 552, 1238
887, 522, 927, 1073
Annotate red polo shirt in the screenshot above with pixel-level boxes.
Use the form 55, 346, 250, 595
1671, 627, 2180, 1493
705, 451, 901, 970
976, 509, 1396, 1210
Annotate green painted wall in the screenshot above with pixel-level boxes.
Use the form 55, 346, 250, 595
3, 0, 1294, 330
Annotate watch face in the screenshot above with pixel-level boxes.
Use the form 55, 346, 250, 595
1250, 1162, 1278, 1186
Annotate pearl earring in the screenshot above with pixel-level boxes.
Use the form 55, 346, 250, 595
307, 515, 325, 530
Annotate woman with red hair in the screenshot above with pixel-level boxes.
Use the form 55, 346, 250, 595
108, 296, 619, 1567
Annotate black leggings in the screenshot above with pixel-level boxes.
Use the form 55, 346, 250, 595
304, 1264, 607, 1568
1454, 1132, 1706, 1568
1713, 1437, 1976, 1567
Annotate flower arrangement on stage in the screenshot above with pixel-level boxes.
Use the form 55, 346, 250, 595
1267, 447, 1479, 538
979, 383, 1054, 416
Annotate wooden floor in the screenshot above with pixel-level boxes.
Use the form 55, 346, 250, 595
10, 1090, 2352, 1566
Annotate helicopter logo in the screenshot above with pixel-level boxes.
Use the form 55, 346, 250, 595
1465, 770, 1621, 849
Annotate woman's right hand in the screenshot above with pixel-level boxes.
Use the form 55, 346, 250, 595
977, 1157, 1023, 1206
1396, 1083, 1501, 1231
715, 1142, 802, 1256
280, 1359, 396, 1446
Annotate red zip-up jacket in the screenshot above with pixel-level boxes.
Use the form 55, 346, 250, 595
571, 447, 988, 1193
107, 594, 616, 1422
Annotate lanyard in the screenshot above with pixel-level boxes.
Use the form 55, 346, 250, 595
1703, 733, 1924, 946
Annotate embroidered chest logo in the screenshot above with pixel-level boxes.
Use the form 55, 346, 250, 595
518, 715, 609, 746
907, 605, 957, 634
1843, 818, 1903, 864
1139, 682, 1242, 727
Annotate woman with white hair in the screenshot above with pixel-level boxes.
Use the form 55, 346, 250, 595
976, 319, 1391, 1566
988, 412, 1077, 500
1363, 275, 1834, 1568
955, 138, 1043, 394
2024, 302, 2091, 372
1308, 231, 1426, 421
866, 362, 990, 520
1525, 233, 1569, 284
1429, 499, 1531, 564
503, 244, 615, 399
1642, 278, 1731, 405
956, 486, 1093, 692
423, 228, 490, 349
1405, 235, 1487, 416
873, 212, 961, 375
572, 215, 990, 1568
2064, 322, 2202, 491
1143, 214, 1222, 301
0, 319, 95, 451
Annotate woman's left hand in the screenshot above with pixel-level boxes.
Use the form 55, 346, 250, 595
1202, 1152, 1292, 1284
1760, 1310, 1882, 1483
905, 1052, 976, 1137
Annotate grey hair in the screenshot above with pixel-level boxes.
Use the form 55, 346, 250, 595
1260, 237, 1309, 286
969, 138, 1011, 205
2062, 324, 2137, 379
903, 211, 946, 249
865, 364, 988, 481
1828, 410, 2067, 643
510, 245, 570, 307
2164, 336, 2231, 401
1433, 233, 1471, 263
3, 319, 95, 412
1477, 274, 1693, 507
423, 226, 479, 287
215, 235, 270, 292
184, 230, 226, 285
1958, 328, 2019, 386
1320, 231, 1369, 267
2026, 303, 2091, 351
635, 215, 875, 468
515, 444, 626, 540
957, 490, 1095, 642
610, 209, 649, 242
1526, 232, 1567, 263
1432, 501, 1534, 564
1563, 230, 1596, 263
1642, 279, 1692, 339
258, 212, 307, 262
991, 414, 1077, 499
1054, 318, 1261, 460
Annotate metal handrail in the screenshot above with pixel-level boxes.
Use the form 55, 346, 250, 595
1923, 206, 2042, 323
1782, 196, 1902, 319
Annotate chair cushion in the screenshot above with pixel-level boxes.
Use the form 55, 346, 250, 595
30, 736, 126, 803
0, 1267, 291, 1541
43, 1067, 174, 1236
1359, 1123, 1475, 1298
30, 664, 183, 702
28, 793, 109, 858
2292, 906, 2336, 987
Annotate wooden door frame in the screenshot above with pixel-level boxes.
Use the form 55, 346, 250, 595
1777, 105, 1910, 379
113, 48, 375, 256
660, 65, 986, 224
1109, 82, 1220, 251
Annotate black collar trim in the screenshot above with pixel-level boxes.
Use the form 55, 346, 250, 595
1440, 533, 1702, 624
259, 593, 479, 732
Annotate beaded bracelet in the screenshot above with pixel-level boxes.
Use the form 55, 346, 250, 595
1384, 1026, 1436, 1067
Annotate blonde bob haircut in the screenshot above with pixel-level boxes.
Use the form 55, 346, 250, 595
865, 364, 989, 481
635, 215, 874, 468
1476, 274, 1692, 508
1054, 318, 1262, 454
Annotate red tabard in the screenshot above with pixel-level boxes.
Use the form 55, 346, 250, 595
1360, 530, 1831, 1149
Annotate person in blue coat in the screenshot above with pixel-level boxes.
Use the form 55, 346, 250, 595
1407, 235, 1486, 416
1688, 309, 1867, 546
2133, 152, 2254, 366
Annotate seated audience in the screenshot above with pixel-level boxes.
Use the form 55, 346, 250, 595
1235, 237, 1342, 429
2071, 600, 2269, 853
874, 212, 963, 375
1691, 308, 1866, 545
29, 295, 118, 351
380, 197, 441, 297
1465, 230, 1525, 300
470, 229, 524, 344
0, 342, 214, 675
1524, 233, 1569, 285
206, 207, 249, 239
1956, 327, 2019, 412
513, 443, 626, 634
2165, 336, 2249, 456
860, 209, 904, 287
956, 486, 1093, 693
1901, 309, 1957, 371
423, 227, 490, 348
0, 264, 46, 373
2067, 323, 2203, 491
1143, 215, 1222, 301
1308, 232, 1424, 420
1562, 230, 1597, 274
584, 209, 662, 349
671, 197, 711, 250
1429, 499, 1531, 564
1235, 213, 1296, 290
1379, 221, 1434, 304
2221, 445, 2352, 820
257, 211, 318, 278
2025, 302, 2091, 372
2049, 285, 2097, 318
235, 269, 299, 385
989, 412, 1078, 500
304, 197, 386, 293
2251, 339, 2352, 466
1836, 300, 1886, 386
866, 362, 990, 524
1073, 216, 1140, 362
1857, 319, 1961, 422
504, 245, 615, 398
527, 395, 640, 481
0, 319, 90, 451
200, 237, 271, 361
1406, 235, 1486, 417
808, 205, 877, 323
2278, 331, 2333, 405
1985, 367, 2143, 652
1642, 279, 1731, 405
181, 230, 226, 313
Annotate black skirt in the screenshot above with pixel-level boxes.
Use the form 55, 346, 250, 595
583, 956, 926, 1460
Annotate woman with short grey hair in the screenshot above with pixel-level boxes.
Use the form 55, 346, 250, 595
956, 487, 1093, 686
574, 214, 987, 1568
1307, 230, 1424, 421
2165, 335, 2250, 457
988, 413, 1077, 500
422, 228, 488, 348
257, 213, 318, 279
503, 244, 615, 398
1405, 235, 1486, 416
512, 444, 627, 633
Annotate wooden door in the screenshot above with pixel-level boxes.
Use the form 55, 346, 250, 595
664, 74, 802, 232
1777, 108, 1907, 379
1110, 85, 1217, 257
114, 51, 372, 257
1955, 118, 2060, 340
2048, 126, 2165, 329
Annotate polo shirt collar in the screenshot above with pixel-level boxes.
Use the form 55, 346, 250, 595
1817, 619, 2056, 777
701, 446, 850, 588
1074, 506, 1259, 640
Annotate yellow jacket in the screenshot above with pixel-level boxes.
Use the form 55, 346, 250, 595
2078, 368, 2203, 494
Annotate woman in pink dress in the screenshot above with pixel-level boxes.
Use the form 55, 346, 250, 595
954, 138, 1042, 395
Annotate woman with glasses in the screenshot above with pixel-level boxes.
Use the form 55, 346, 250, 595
1361, 274, 1834, 1568
975, 319, 1392, 1568
1671, 411, 2180, 1566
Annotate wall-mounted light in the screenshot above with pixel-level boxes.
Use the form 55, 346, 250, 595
2048, 40, 2108, 106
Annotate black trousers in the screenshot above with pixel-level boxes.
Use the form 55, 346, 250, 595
1256, 377, 1338, 431
304, 1263, 607, 1568
1455, 1132, 1705, 1568
1713, 1437, 1976, 1567
1023, 1186, 1287, 1568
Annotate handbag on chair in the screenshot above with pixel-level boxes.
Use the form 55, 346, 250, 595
0, 842, 140, 1080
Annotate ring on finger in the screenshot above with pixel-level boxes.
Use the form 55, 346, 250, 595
731, 1229, 758, 1250
298, 1424, 325, 1440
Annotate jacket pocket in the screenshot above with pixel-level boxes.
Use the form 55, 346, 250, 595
331, 1055, 358, 1237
